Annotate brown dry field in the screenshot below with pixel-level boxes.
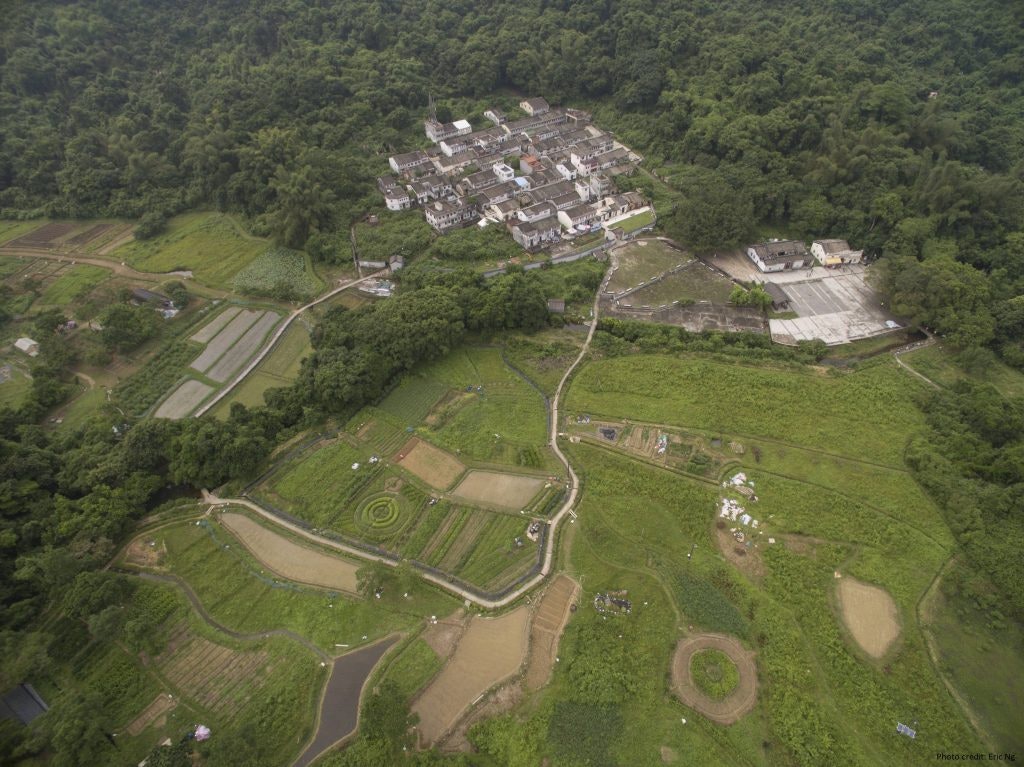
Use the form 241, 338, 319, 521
396, 438, 466, 490
451, 470, 545, 510
715, 525, 765, 580
125, 693, 176, 736
220, 512, 359, 594
421, 610, 468, 660
124, 536, 167, 568
670, 633, 758, 724
154, 379, 214, 419
157, 625, 270, 718
412, 606, 530, 746
836, 576, 900, 658
190, 305, 243, 343
525, 574, 580, 691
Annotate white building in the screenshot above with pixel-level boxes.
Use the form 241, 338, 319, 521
811, 239, 864, 267
519, 97, 550, 116
425, 118, 472, 143
493, 163, 515, 182
15, 337, 40, 357
746, 240, 811, 272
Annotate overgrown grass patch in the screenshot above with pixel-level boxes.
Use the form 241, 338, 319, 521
38, 264, 109, 305
230, 247, 322, 299
690, 648, 739, 699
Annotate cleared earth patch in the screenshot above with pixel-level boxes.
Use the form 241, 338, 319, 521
219, 511, 359, 594
836, 576, 900, 659
451, 470, 546, 510
395, 437, 466, 490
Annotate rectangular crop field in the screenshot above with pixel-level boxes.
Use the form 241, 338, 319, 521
108, 212, 271, 289
451, 470, 546, 510
189, 309, 262, 373
211, 322, 311, 416
457, 515, 538, 589
230, 247, 323, 298
568, 356, 928, 466
0, 220, 49, 244
191, 306, 243, 343
395, 437, 466, 490
154, 379, 215, 419
206, 310, 279, 382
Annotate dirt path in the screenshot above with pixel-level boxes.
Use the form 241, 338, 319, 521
892, 333, 939, 389
0, 245, 198, 284
670, 633, 758, 724
524, 574, 580, 691
129, 570, 331, 662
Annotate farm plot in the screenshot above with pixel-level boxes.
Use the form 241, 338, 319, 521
230, 247, 322, 299
670, 633, 758, 725
260, 439, 380, 526
220, 511, 359, 594
38, 264, 110, 305
66, 223, 120, 248
125, 693, 177, 736
8, 221, 77, 247
451, 470, 546, 510
154, 379, 214, 419
189, 309, 262, 373
206, 311, 280, 382
442, 514, 538, 590
835, 576, 900, 659
211, 322, 311, 415
191, 305, 243, 343
156, 624, 272, 719
525, 574, 580, 691
412, 607, 530, 746
0, 363, 31, 409
395, 437, 466, 490
378, 376, 449, 425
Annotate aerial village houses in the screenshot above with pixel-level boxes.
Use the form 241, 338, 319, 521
746, 240, 812, 272
383, 97, 650, 251
811, 239, 865, 267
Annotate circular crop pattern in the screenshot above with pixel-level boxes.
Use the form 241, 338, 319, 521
690, 648, 739, 699
354, 493, 407, 539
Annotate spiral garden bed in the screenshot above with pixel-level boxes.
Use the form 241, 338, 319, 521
353, 492, 410, 539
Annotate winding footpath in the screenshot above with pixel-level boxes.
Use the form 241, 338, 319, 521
203, 261, 614, 608
892, 332, 940, 389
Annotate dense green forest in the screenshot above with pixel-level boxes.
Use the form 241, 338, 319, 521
2, 0, 1024, 355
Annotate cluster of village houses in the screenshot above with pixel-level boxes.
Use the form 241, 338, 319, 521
379, 97, 653, 251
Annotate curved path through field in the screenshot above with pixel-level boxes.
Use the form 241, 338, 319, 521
670, 633, 758, 724
0, 244, 196, 284
193, 269, 385, 416
202, 258, 615, 608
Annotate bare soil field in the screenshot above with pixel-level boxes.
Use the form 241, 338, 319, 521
396, 437, 466, 490
66, 224, 115, 248
189, 309, 261, 373
412, 606, 530, 746
715, 525, 765, 580
10, 222, 77, 247
451, 470, 546, 510
421, 610, 468, 659
154, 379, 214, 419
220, 512, 359, 594
125, 693, 176, 736
190, 305, 243, 343
156, 625, 270, 718
206, 310, 279, 382
524, 574, 580, 691
670, 633, 758, 724
124, 536, 167, 568
440, 680, 523, 753
836, 576, 900, 658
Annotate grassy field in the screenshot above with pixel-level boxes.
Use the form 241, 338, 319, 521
608, 238, 691, 293
504, 329, 586, 396
628, 262, 735, 305
922, 564, 1024, 753
901, 344, 1024, 399
0, 361, 31, 408
382, 637, 443, 701
0, 220, 49, 244
108, 212, 271, 289
617, 208, 655, 233
56, 384, 109, 430
568, 355, 927, 467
